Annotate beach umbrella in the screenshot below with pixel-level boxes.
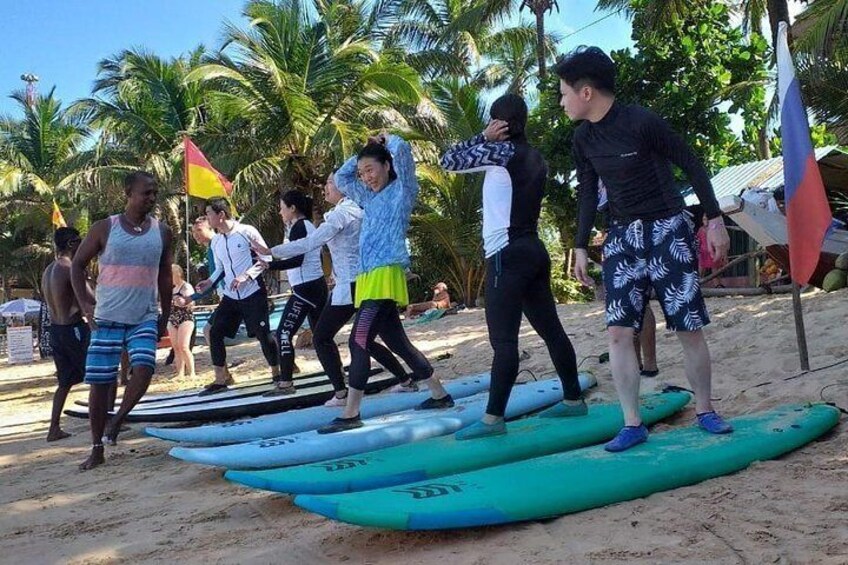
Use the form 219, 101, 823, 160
0, 298, 42, 318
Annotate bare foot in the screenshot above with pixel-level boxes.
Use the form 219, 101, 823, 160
46, 429, 72, 442
79, 445, 105, 471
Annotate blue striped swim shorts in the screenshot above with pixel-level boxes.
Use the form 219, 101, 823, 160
84, 319, 158, 385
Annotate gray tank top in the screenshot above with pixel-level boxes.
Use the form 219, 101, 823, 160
94, 214, 163, 325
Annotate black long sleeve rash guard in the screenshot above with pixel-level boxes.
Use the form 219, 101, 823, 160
572, 102, 721, 248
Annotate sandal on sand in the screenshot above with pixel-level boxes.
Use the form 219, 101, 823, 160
198, 383, 229, 397
264, 382, 297, 397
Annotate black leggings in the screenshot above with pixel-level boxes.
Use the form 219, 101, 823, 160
275, 277, 328, 383
313, 283, 408, 392
210, 291, 278, 369
347, 299, 433, 391
485, 236, 581, 417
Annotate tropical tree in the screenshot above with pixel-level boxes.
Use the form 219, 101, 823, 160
0, 89, 93, 295
387, 0, 517, 78
187, 0, 424, 232
408, 79, 488, 306
519, 0, 559, 79
472, 24, 559, 96
794, 0, 848, 55
74, 47, 213, 263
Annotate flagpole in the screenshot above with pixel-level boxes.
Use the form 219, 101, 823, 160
776, 21, 831, 372
185, 191, 191, 286
184, 136, 191, 286
791, 282, 810, 371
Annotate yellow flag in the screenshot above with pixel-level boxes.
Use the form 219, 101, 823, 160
52, 200, 67, 229
185, 137, 233, 199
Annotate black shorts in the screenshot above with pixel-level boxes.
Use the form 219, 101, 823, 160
213, 292, 268, 339
50, 322, 90, 387
603, 212, 710, 332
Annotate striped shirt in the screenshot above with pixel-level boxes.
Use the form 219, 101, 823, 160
94, 215, 162, 325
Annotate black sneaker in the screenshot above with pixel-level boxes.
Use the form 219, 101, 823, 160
198, 383, 228, 396
317, 415, 363, 434
416, 394, 455, 410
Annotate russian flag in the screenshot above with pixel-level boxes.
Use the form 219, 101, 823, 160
776, 21, 833, 286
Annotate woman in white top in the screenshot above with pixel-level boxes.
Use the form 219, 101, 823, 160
253, 174, 409, 405
168, 264, 195, 379
264, 190, 328, 396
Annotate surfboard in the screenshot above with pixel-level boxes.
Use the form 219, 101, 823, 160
144, 373, 492, 444
225, 391, 691, 495
169, 373, 597, 469
64, 370, 398, 423
294, 403, 839, 530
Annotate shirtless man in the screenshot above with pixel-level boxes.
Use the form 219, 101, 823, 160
404, 282, 451, 319
41, 228, 91, 441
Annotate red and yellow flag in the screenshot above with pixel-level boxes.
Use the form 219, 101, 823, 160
184, 137, 233, 200
51, 200, 67, 229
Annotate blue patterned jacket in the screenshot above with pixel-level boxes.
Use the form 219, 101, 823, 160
335, 135, 418, 273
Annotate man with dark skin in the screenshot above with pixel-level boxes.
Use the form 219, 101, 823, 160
42, 228, 92, 441
71, 171, 173, 470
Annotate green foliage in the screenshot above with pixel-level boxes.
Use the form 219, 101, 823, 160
408, 79, 487, 306
612, 1, 769, 171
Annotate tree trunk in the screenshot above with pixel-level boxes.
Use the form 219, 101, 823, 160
161, 197, 186, 266
757, 125, 771, 159
767, 0, 791, 47
535, 9, 547, 80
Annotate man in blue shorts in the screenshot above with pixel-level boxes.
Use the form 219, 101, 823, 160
71, 171, 173, 470
557, 47, 733, 452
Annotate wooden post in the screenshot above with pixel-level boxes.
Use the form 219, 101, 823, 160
791, 281, 810, 371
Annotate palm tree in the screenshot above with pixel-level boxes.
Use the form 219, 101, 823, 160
473, 23, 559, 96
597, 1, 796, 46
186, 0, 424, 228
409, 79, 488, 305
0, 89, 92, 294
796, 54, 848, 142
387, 0, 517, 79
74, 47, 213, 263
793, 0, 848, 56
0, 89, 91, 202
519, 0, 559, 79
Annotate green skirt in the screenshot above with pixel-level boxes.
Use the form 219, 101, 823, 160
355, 265, 409, 307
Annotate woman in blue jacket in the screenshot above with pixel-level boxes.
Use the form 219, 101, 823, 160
318, 134, 453, 433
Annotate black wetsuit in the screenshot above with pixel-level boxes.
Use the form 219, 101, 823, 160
572, 102, 721, 249
441, 134, 582, 417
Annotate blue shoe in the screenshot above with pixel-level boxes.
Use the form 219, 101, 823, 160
697, 411, 733, 434
455, 420, 506, 441
537, 399, 588, 418
604, 424, 649, 452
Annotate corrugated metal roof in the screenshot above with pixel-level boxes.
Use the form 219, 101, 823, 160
683, 146, 845, 206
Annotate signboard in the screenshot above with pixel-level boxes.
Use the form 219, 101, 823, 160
7, 325, 34, 364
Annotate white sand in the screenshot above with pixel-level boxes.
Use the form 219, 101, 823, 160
1, 291, 846, 564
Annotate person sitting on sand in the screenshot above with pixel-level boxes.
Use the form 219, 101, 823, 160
404, 282, 451, 319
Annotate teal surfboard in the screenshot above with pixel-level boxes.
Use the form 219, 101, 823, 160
295, 404, 839, 530
227, 391, 691, 495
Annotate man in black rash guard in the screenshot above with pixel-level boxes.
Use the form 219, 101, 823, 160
557, 46, 733, 452
440, 93, 586, 440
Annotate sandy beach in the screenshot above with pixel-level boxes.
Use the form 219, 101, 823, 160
1, 291, 846, 564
